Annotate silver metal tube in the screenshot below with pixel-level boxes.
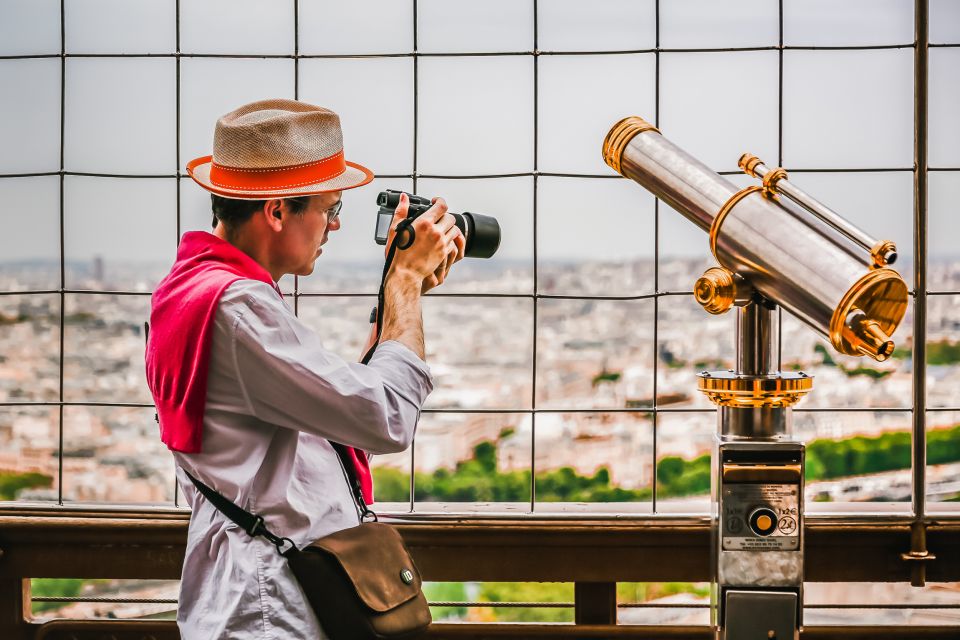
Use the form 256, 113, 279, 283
714, 193, 863, 335
618, 129, 738, 232
604, 118, 909, 361
735, 301, 778, 376
751, 163, 886, 261
719, 407, 791, 440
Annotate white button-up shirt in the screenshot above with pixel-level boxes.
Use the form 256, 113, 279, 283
172, 280, 432, 640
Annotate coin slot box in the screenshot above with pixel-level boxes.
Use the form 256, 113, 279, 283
720, 445, 803, 552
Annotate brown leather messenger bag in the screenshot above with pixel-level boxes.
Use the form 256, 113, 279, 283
185, 441, 431, 639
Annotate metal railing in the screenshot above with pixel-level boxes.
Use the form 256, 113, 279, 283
3, 514, 957, 636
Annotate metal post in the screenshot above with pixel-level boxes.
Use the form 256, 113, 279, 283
735, 300, 778, 377
903, 0, 934, 588
574, 582, 617, 626
912, 0, 929, 528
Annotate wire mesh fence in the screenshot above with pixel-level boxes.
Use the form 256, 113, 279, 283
0, 0, 957, 515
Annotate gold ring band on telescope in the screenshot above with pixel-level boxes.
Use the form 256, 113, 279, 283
738, 153, 763, 177
602, 116, 659, 175
709, 186, 764, 260
762, 167, 789, 195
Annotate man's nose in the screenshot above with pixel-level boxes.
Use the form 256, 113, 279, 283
328, 215, 341, 231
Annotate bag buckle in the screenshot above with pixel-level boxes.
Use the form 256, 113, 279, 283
274, 537, 296, 556
246, 515, 265, 537
256, 523, 296, 556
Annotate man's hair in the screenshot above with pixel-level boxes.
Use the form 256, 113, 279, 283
210, 194, 309, 229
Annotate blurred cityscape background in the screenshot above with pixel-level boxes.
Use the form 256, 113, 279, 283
1, 257, 959, 511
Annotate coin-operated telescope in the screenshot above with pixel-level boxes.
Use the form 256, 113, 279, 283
603, 117, 909, 640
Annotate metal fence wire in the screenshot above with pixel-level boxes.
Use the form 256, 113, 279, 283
0, 0, 957, 517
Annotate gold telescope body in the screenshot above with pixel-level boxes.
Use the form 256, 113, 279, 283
603, 116, 908, 362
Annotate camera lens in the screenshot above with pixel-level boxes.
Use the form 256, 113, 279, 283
460, 212, 500, 259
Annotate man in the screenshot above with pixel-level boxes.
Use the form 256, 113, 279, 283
145, 99, 463, 639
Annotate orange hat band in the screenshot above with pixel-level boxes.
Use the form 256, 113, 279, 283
201, 150, 347, 192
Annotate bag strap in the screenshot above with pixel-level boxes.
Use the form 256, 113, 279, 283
329, 441, 378, 523
183, 443, 376, 556
183, 469, 297, 556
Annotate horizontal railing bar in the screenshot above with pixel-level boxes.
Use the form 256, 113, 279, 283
0, 290, 60, 296
0, 402, 920, 414
0, 167, 931, 181
806, 603, 960, 609
32, 597, 177, 604
432, 601, 572, 608
1, 288, 933, 301
0, 43, 923, 62
0, 289, 703, 300
0, 285, 904, 303
0, 290, 689, 300
29, 597, 960, 610
785, 167, 915, 173
0, 401, 155, 408
0, 289, 152, 296
7, 506, 953, 525
423, 624, 960, 638
15, 621, 959, 640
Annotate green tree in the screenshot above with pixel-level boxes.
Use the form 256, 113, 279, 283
31, 579, 85, 614
372, 466, 409, 503
656, 456, 684, 486
422, 582, 468, 621
473, 441, 497, 473
477, 582, 574, 623
0, 472, 52, 500
928, 340, 960, 365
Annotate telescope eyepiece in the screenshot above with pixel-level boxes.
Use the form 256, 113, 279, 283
870, 240, 898, 268
844, 310, 896, 362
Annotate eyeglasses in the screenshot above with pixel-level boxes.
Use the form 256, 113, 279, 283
324, 199, 343, 223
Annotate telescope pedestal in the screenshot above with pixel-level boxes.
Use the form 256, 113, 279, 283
699, 299, 809, 640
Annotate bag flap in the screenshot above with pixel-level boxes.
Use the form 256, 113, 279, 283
310, 522, 422, 613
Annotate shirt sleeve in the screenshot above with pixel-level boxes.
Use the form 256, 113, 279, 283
221, 281, 433, 455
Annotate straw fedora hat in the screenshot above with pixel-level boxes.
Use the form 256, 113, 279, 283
186, 99, 374, 199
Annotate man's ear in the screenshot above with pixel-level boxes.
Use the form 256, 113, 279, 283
263, 199, 284, 232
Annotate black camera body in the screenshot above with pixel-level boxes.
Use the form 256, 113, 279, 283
375, 190, 501, 259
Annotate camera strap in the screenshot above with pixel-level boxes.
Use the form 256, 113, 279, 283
360, 216, 416, 366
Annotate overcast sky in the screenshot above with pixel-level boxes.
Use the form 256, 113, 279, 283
0, 0, 958, 274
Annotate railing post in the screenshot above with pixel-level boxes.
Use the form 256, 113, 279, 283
0, 570, 30, 640
574, 581, 617, 626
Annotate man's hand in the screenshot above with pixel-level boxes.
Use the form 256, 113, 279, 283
386, 193, 464, 292
421, 220, 466, 294
376, 193, 465, 361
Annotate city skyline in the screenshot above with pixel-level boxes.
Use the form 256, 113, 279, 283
1, 256, 958, 509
